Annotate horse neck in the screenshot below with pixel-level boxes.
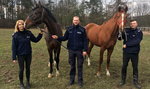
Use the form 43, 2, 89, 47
101, 18, 119, 38
44, 16, 57, 35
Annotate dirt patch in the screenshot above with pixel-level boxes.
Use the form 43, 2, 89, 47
3, 70, 14, 83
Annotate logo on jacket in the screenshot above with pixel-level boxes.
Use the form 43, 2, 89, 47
77, 32, 82, 34
27, 36, 30, 38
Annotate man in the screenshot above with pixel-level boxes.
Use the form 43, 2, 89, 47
118, 20, 143, 89
52, 16, 88, 87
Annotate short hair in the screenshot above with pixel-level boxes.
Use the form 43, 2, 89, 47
73, 16, 80, 19
130, 19, 137, 22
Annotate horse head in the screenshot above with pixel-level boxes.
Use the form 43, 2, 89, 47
24, 1, 46, 29
114, 4, 128, 32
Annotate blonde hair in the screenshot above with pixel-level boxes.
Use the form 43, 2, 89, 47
14, 20, 25, 32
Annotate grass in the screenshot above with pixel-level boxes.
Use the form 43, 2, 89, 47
0, 28, 150, 89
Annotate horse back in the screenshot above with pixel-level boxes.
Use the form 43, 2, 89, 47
85, 23, 101, 45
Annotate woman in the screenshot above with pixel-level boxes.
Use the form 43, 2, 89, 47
12, 20, 43, 89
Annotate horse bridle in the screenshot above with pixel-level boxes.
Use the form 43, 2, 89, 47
118, 12, 128, 41
40, 7, 45, 23
28, 7, 45, 25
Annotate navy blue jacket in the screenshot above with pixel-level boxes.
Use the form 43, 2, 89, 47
119, 28, 143, 53
12, 30, 43, 60
58, 25, 88, 51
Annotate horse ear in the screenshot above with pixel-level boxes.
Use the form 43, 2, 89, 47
33, 0, 38, 7
125, 5, 128, 12
38, 1, 42, 7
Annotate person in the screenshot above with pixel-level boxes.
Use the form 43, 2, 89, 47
12, 20, 43, 89
52, 16, 88, 87
118, 20, 143, 89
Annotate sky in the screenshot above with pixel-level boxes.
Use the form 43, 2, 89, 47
36, 0, 150, 4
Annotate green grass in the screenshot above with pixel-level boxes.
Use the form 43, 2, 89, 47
0, 28, 150, 89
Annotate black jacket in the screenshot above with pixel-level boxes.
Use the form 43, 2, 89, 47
58, 24, 88, 51
12, 30, 42, 60
118, 28, 143, 53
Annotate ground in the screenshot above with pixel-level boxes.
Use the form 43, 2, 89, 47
0, 29, 150, 89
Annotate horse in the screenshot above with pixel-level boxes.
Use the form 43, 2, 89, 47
85, 4, 128, 77
24, 2, 62, 78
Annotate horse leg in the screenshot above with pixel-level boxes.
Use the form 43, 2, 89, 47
87, 42, 94, 66
54, 47, 60, 77
48, 49, 53, 78
106, 47, 114, 76
97, 47, 105, 77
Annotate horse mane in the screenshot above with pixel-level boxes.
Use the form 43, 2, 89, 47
43, 7, 57, 23
101, 12, 119, 26
32, 6, 57, 23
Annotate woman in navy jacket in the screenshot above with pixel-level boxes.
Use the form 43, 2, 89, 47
12, 20, 43, 89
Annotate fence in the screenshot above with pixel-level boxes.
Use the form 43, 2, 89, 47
139, 27, 150, 32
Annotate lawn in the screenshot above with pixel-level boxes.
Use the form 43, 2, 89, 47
0, 28, 150, 89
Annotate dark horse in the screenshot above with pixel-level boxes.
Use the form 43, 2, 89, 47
85, 4, 128, 77
24, 2, 62, 78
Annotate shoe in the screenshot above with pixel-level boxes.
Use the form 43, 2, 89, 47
118, 75, 126, 87
68, 81, 74, 86
118, 80, 126, 87
78, 82, 83, 88
133, 74, 142, 89
133, 81, 142, 89
20, 83, 25, 89
26, 82, 31, 89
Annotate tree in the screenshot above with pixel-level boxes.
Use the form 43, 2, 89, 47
88, 0, 104, 24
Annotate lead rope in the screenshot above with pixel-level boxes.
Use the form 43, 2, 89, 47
37, 27, 68, 50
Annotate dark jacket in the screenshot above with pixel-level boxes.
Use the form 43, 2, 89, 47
118, 28, 143, 53
58, 24, 88, 51
12, 30, 42, 60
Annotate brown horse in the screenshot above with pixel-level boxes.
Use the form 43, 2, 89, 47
85, 4, 128, 77
24, 2, 62, 78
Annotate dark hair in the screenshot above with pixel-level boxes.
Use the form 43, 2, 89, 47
130, 19, 137, 22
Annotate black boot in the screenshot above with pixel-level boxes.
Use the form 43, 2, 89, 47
20, 83, 25, 89
119, 75, 126, 87
26, 81, 31, 89
68, 80, 74, 86
133, 75, 142, 89
78, 82, 83, 88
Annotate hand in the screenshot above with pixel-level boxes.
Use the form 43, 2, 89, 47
13, 60, 17, 63
40, 29, 45, 32
123, 44, 126, 48
52, 35, 58, 39
82, 52, 87, 56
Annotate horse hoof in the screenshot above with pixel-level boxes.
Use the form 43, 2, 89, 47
56, 71, 60, 77
96, 72, 101, 77
106, 69, 110, 76
88, 62, 91, 66
106, 72, 110, 76
48, 73, 53, 78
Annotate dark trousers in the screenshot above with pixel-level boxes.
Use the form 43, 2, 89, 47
68, 50, 84, 83
121, 52, 139, 80
18, 54, 32, 84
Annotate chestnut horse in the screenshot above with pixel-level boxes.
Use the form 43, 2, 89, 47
85, 4, 128, 77
24, 2, 62, 78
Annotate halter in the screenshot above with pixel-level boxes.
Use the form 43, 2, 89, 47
28, 7, 45, 24
118, 12, 128, 41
